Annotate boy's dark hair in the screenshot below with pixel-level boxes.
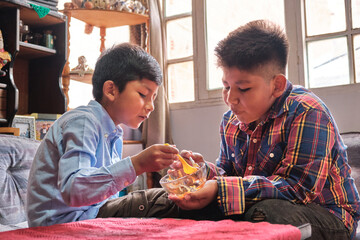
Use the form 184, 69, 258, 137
92, 43, 162, 101
215, 20, 289, 74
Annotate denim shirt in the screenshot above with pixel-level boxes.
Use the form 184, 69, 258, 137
26, 100, 136, 227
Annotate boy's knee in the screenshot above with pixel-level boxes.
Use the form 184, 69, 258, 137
244, 199, 296, 223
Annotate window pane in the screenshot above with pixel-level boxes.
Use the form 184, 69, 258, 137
165, 0, 191, 17
354, 35, 360, 83
352, 0, 360, 29
206, 0, 285, 90
307, 37, 350, 88
168, 61, 194, 103
305, 0, 346, 36
166, 17, 193, 60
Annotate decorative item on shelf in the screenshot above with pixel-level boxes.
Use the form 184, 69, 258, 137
19, 20, 29, 42
83, 0, 94, 9
92, 0, 110, 9
31, 113, 61, 140
69, 56, 94, 84
133, 0, 146, 14
109, 0, 126, 11
11, 115, 36, 139
0, 30, 11, 76
29, 3, 50, 18
43, 30, 55, 49
70, 56, 94, 76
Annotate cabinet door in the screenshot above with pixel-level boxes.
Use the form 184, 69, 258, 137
0, 2, 67, 127
0, 7, 19, 126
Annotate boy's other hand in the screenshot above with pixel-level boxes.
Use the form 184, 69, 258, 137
168, 180, 218, 210
170, 150, 204, 171
131, 144, 179, 175
180, 150, 204, 163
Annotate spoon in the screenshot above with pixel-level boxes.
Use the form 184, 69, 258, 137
165, 144, 198, 174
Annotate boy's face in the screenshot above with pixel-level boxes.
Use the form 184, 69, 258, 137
105, 78, 159, 128
222, 66, 279, 125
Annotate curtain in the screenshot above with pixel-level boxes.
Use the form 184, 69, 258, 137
130, 0, 172, 188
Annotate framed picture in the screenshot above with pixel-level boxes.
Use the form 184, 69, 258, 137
31, 113, 61, 140
11, 115, 36, 139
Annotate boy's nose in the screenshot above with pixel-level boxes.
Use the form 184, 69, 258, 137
145, 100, 155, 112
227, 89, 239, 105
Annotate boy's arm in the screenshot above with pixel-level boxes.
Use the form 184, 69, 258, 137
217, 108, 336, 216
57, 116, 136, 207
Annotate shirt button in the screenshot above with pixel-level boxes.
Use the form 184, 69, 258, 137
104, 133, 108, 138
248, 166, 253, 171
113, 129, 117, 133
231, 153, 235, 157
269, 153, 274, 158
139, 205, 145, 211
124, 181, 129, 186
252, 139, 257, 143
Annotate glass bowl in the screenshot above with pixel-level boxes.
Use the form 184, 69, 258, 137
159, 162, 207, 198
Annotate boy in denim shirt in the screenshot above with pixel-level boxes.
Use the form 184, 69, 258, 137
27, 43, 179, 227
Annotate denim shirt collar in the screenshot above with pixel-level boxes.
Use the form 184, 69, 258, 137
87, 100, 123, 139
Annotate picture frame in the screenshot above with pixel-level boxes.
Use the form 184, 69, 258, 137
11, 115, 36, 139
31, 113, 61, 140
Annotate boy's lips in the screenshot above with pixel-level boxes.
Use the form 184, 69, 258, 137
139, 115, 148, 120
231, 109, 243, 115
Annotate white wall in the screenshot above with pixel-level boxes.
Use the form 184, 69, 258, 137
170, 84, 360, 164
170, 104, 228, 164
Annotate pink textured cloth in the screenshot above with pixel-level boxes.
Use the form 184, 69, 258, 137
0, 218, 301, 240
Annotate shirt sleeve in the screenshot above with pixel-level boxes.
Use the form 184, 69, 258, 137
56, 115, 136, 207
216, 114, 238, 175
217, 108, 336, 216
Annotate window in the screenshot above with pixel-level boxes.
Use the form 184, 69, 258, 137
163, 0, 360, 108
304, 0, 360, 88
205, 0, 285, 91
164, 0, 285, 106
163, 0, 194, 103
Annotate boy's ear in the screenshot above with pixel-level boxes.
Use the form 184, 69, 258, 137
103, 80, 116, 101
272, 74, 287, 98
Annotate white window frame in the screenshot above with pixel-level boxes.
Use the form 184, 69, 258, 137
164, 0, 360, 110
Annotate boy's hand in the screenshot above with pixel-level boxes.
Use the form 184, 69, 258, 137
168, 180, 218, 210
131, 144, 179, 175
170, 149, 205, 170
180, 150, 204, 163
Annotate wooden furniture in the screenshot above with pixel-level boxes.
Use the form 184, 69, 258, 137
0, 127, 20, 136
60, 5, 149, 109
0, 0, 67, 127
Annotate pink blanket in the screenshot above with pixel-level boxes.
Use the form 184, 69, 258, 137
0, 218, 301, 239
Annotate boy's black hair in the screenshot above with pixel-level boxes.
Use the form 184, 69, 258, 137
92, 43, 162, 101
215, 20, 289, 74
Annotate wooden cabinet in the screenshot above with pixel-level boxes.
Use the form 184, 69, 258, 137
61, 5, 149, 109
0, 0, 67, 127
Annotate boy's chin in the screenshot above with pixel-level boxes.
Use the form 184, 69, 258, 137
126, 122, 143, 129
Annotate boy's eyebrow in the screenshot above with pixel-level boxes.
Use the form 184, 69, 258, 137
233, 79, 251, 85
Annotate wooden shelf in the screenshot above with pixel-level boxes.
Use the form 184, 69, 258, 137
0, 0, 66, 26
69, 73, 92, 84
124, 140, 143, 145
60, 9, 149, 28
18, 42, 56, 59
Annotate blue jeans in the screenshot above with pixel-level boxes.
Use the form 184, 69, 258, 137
97, 188, 351, 240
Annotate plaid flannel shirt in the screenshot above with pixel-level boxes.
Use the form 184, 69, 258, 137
215, 80, 360, 235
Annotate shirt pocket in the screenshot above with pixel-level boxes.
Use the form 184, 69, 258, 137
256, 143, 285, 176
